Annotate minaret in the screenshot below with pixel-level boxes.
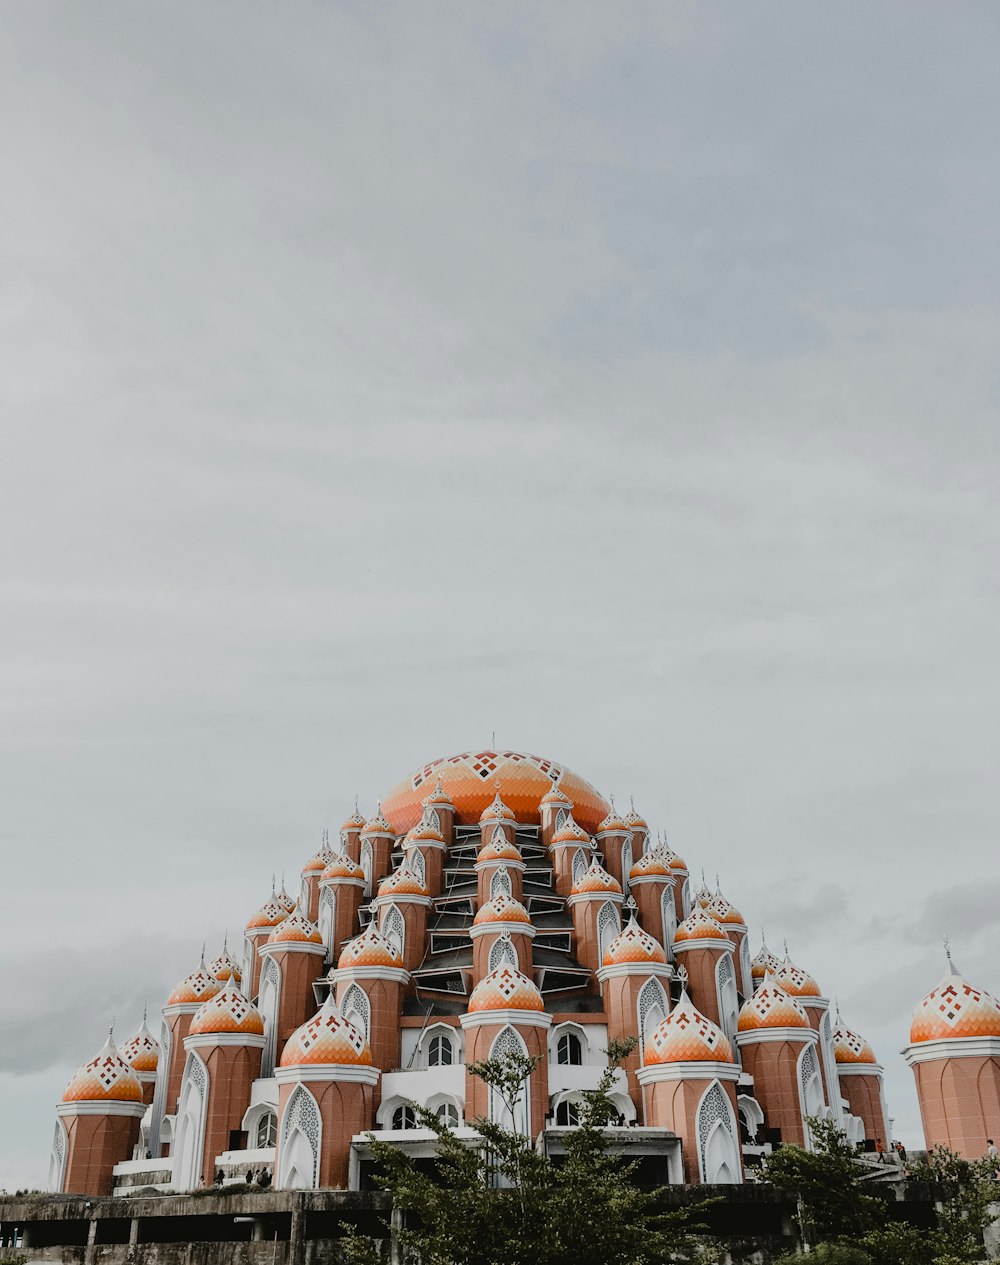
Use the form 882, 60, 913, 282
208, 938, 242, 990
420, 778, 456, 848
833, 1008, 890, 1148
155, 955, 222, 1147
672, 908, 739, 1041
242, 888, 289, 998
460, 967, 552, 1137
636, 990, 743, 1184
623, 799, 649, 857
173, 984, 265, 1189
663, 842, 691, 923
903, 945, 1000, 1158
359, 805, 396, 897
120, 1009, 160, 1106
475, 826, 526, 906
594, 800, 632, 890
299, 836, 331, 923
596, 914, 673, 1114
734, 974, 822, 1148
334, 923, 410, 1074
539, 782, 574, 848
373, 861, 432, 974
567, 858, 624, 975
750, 933, 780, 992
708, 884, 751, 999
53, 1029, 146, 1195
548, 813, 593, 897
256, 906, 327, 1077
274, 994, 380, 1189
776, 948, 841, 1128
470, 894, 535, 979
340, 801, 367, 863
317, 849, 367, 964
403, 813, 448, 896
628, 844, 677, 953
478, 789, 518, 852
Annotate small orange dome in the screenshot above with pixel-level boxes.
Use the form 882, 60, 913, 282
246, 897, 288, 930
909, 970, 1000, 1044
708, 893, 745, 927
120, 1017, 160, 1074
540, 783, 573, 807
751, 940, 780, 981
630, 848, 674, 879
209, 948, 242, 984
275, 885, 296, 914
551, 814, 592, 846
624, 803, 648, 833
280, 995, 373, 1067
406, 820, 445, 844
167, 960, 223, 1007
597, 806, 629, 834
338, 922, 403, 970
644, 991, 734, 1065
377, 866, 429, 898
479, 791, 516, 823
665, 848, 687, 871
341, 807, 367, 831
603, 916, 667, 966
301, 852, 326, 875
477, 835, 522, 864
473, 893, 532, 926
421, 778, 453, 807
361, 806, 394, 836
321, 851, 365, 882
693, 877, 713, 909
62, 1033, 145, 1104
738, 976, 810, 1032
268, 907, 324, 945
833, 1015, 877, 1065
570, 858, 623, 896
775, 956, 822, 999
468, 964, 544, 1013
189, 983, 265, 1038
674, 908, 727, 944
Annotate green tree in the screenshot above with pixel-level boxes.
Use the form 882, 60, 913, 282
341, 1036, 715, 1265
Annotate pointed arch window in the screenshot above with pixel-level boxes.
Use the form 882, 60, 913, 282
382, 904, 405, 958
490, 866, 513, 899
342, 983, 371, 1041
488, 936, 518, 972
279, 1085, 321, 1189
597, 900, 621, 963
697, 1081, 740, 1184
637, 977, 668, 1065
572, 848, 587, 885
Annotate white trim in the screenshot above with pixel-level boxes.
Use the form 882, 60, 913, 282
319, 876, 366, 890
567, 891, 623, 908
184, 1032, 266, 1050
596, 962, 673, 983
902, 1036, 1000, 1064
258, 940, 326, 959
372, 893, 432, 908
735, 1027, 818, 1047
469, 921, 536, 941
460, 1009, 552, 1031
673, 938, 735, 955
836, 1062, 885, 1078
332, 965, 410, 986
56, 1100, 147, 1118
276, 1064, 380, 1085
636, 1061, 741, 1086
162, 1002, 203, 1018
695, 1079, 741, 1185
474, 859, 527, 873
628, 874, 676, 888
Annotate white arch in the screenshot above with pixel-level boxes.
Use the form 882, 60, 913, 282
408, 848, 426, 886
798, 1044, 826, 1148
360, 839, 373, 898
818, 1012, 842, 1125
696, 1080, 740, 1185
681, 877, 692, 919
242, 938, 254, 996
381, 903, 405, 958
341, 983, 370, 1041
489, 1026, 530, 1136
299, 875, 310, 911
148, 1017, 172, 1158
660, 887, 677, 957
278, 1084, 321, 1190
739, 938, 752, 996
555, 808, 568, 830
597, 900, 621, 963
621, 838, 633, 896
490, 866, 513, 899
637, 976, 669, 1065
259, 955, 282, 1077
421, 1022, 460, 1067
48, 1119, 68, 1192
172, 1051, 208, 1191
572, 848, 587, 885
426, 807, 441, 832
736, 1094, 764, 1142
716, 954, 739, 1046
318, 886, 337, 960
550, 1021, 590, 1065
488, 935, 518, 972
426, 1092, 462, 1127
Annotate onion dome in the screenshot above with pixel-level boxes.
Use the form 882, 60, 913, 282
166, 958, 223, 1006
189, 982, 264, 1038
377, 865, 429, 898
209, 944, 241, 984
571, 858, 623, 896
664, 847, 687, 871
405, 819, 445, 845
338, 921, 402, 969
421, 777, 453, 808
246, 897, 288, 929
751, 939, 781, 982
644, 990, 734, 1065
550, 813, 592, 846
468, 964, 544, 1013
62, 1031, 145, 1103
477, 833, 522, 864
833, 1016, 877, 1065
597, 803, 629, 834
603, 916, 668, 966
479, 790, 516, 824
674, 907, 727, 944
268, 905, 324, 945
775, 954, 822, 999
280, 993, 373, 1067
630, 848, 674, 880
321, 850, 365, 882
301, 851, 326, 875
341, 805, 367, 831
694, 875, 714, 908
738, 975, 810, 1031
361, 805, 394, 836
473, 893, 532, 926
121, 1015, 160, 1074
909, 969, 1000, 1044
540, 782, 573, 809
276, 883, 296, 914
708, 892, 745, 927
624, 799, 648, 832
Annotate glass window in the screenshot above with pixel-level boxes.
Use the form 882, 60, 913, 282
428, 1033, 453, 1066
255, 1111, 277, 1149
556, 1032, 583, 1065
435, 1102, 460, 1128
392, 1104, 417, 1130
555, 1100, 580, 1126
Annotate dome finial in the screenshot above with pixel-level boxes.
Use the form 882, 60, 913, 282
676, 963, 689, 989
108, 1016, 115, 1041
200, 941, 206, 966
222, 930, 227, 954
944, 934, 958, 975
783, 937, 790, 962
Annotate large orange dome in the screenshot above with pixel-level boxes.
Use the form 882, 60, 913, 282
381, 749, 610, 833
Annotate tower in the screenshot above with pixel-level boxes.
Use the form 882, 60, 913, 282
373, 863, 432, 973
833, 1011, 889, 1148
334, 922, 409, 1074
151, 957, 222, 1157
672, 908, 738, 1042
548, 813, 594, 897
257, 906, 327, 1077
567, 858, 623, 975
120, 1012, 160, 1106
470, 894, 535, 978
628, 846, 677, 952
594, 803, 632, 890
475, 826, 525, 905
317, 849, 367, 964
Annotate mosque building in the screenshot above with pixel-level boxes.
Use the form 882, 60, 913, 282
51, 747, 899, 1196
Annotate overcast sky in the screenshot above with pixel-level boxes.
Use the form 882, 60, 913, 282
2, 1, 999, 1187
